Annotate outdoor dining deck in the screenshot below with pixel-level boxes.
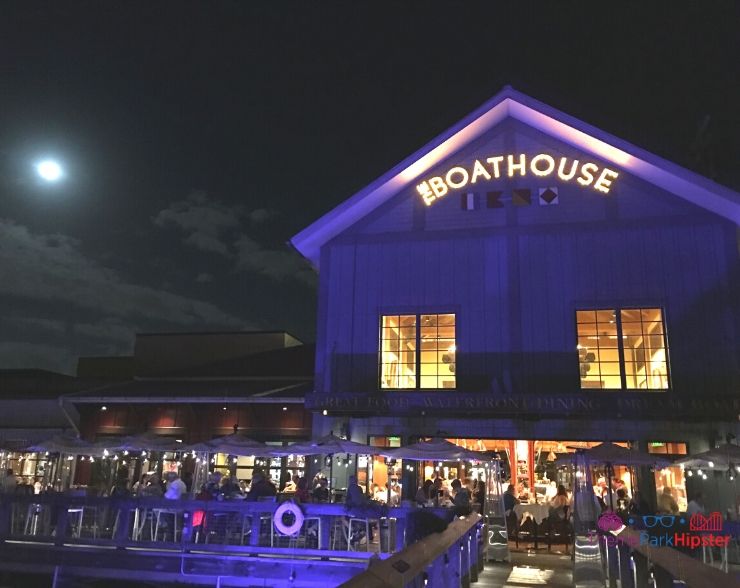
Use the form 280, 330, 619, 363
0, 493, 486, 586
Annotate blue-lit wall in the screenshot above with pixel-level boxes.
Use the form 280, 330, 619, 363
312, 119, 739, 429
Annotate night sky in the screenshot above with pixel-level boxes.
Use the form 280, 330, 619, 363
1, 3, 738, 374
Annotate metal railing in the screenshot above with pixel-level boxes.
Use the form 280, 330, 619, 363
340, 513, 485, 588
0, 494, 441, 585
595, 527, 738, 588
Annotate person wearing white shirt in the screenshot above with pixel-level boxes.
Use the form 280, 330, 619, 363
164, 472, 187, 500
686, 492, 705, 517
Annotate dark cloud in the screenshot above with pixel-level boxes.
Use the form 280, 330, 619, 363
153, 193, 315, 285
234, 235, 316, 286
152, 190, 242, 257
0, 218, 252, 372
0, 218, 244, 326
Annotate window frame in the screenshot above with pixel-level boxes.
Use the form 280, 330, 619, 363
575, 306, 671, 391
378, 312, 457, 391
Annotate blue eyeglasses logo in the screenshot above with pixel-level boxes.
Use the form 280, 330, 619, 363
628, 515, 686, 528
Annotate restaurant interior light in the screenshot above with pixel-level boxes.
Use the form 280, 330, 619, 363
708, 461, 714, 467
322, 409, 328, 416
282, 406, 287, 411
101, 406, 107, 411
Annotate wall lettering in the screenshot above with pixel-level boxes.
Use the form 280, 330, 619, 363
416, 153, 620, 206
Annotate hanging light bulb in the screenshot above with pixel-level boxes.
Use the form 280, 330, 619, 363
113, 455, 119, 461
708, 461, 714, 468
123, 450, 129, 456
687, 470, 693, 477
122, 460, 127, 466
141, 451, 147, 457
697, 469, 703, 476
103, 449, 109, 457
702, 474, 708, 480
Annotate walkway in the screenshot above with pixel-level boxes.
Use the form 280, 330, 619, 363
477, 550, 573, 588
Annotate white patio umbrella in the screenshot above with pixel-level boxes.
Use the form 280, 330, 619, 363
380, 439, 489, 506
382, 438, 485, 462
557, 442, 670, 511
27, 434, 105, 456
277, 433, 376, 457
184, 433, 275, 457
275, 434, 377, 502
103, 432, 185, 453
674, 444, 740, 470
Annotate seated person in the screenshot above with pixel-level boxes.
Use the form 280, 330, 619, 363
283, 474, 299, 493
295, 477, 311, 503
656, 486, 679, 514
550, 485, 569, 509
415, 479, 434, 505
451, 479, 471, 515
312, 477, 330, 502
503, 483, 520, 512
246, 472, 277, 501
346, 475, 368, 506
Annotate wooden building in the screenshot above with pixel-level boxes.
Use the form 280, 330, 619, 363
291, 87, 740, 508
66, 331, 314, 487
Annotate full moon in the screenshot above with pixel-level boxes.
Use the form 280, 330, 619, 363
36, 159, 63, 182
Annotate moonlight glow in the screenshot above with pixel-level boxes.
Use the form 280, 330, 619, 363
36, 160, 63, 182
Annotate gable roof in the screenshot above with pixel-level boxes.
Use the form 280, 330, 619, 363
291, 86, 740, 268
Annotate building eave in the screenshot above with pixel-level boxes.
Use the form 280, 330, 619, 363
291, 86, 740, 268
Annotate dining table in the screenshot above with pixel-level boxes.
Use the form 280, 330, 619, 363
513, 503, 551, 549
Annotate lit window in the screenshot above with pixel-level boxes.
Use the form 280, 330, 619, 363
380, 313, 456, 389
577, 308, 669, 390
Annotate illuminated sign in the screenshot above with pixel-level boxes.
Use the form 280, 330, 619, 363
416, 153, 620, 206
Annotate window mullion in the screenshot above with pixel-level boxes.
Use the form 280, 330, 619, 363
416, 314, 421, 389
616, 310, 627, 389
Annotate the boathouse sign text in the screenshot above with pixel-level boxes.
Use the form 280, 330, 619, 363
416, 152, 620, 206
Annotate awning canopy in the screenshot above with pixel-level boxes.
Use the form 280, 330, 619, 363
674, 444, 740, 470
27, 434, 105, 456
275, 433, 376, 456
102, 432, 185, 452
183, 433, 274, 457
383, 439, 487, 462
555, 442, 670, 467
